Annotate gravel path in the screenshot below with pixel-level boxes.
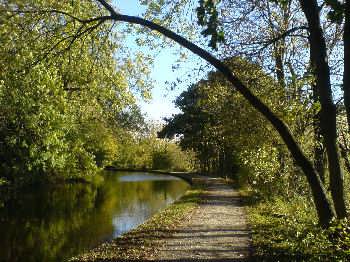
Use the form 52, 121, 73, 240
150, 177, 251, 261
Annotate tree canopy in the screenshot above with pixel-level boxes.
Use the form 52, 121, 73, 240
1, 0, 350, 228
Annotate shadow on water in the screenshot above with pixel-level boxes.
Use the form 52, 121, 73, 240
0, 171, 189, 262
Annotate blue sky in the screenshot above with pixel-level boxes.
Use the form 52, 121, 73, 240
116, 0, 207, 122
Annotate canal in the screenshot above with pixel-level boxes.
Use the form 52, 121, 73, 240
0, 171, 189, 262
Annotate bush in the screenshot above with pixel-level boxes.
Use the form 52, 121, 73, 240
247, 194, 350, 261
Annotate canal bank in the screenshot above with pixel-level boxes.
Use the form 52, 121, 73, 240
104, 166, 202, 185
71, 177, 251, 261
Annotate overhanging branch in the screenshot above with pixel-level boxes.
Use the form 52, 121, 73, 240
95, 0, 334, 225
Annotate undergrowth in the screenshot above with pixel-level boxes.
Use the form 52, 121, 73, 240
245, 194, 350, 261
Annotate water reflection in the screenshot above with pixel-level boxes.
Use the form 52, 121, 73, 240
0, 171, 189, 262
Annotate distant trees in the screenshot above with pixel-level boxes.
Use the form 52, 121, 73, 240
159, 59, 274, 176
113, 126, 196, 171
159, 57, 300, 195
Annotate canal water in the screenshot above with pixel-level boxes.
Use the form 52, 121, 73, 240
0, 171, 189, 262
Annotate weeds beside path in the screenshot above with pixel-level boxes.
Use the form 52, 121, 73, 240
71, 177, 251, 261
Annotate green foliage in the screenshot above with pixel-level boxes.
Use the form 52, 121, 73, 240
196, 0, 224, 49
152, 150, 173, 170
0, 1, 151, 184
160, 58, 275, 177
247, 195, 350, 261
269, 0, 290, 8
113, 126, 196, 172
160, 56, 316, 198
79, 121, 119, 168
151, 143, 195, 171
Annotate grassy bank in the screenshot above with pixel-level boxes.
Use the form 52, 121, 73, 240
70, 186, 203, 261
243, 192, 350, 261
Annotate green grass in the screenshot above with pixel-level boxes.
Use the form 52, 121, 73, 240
70, 186, 203, 261
244, 193, 350, 262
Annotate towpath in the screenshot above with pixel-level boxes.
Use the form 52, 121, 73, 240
150, 177, 251, 261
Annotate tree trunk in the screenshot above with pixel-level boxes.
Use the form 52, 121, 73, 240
339, 143, 350, 174
274, 44, 286, 89
299, 0, 347, 219
313, 118, 325, 183
339, 128, 350, 174
312, 84, 325, 183
344, 0, 350, 131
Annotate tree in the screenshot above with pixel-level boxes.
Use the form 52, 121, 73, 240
195, 0, 347, 219
300, 0, 347, 218
345, 0, 350, 131
160, 57, 309, 196
4, 0, 340, 226
0, 0, 150, 182
160, 58, 280, 176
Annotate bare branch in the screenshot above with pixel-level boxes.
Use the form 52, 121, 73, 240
262, 26, 309, 48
